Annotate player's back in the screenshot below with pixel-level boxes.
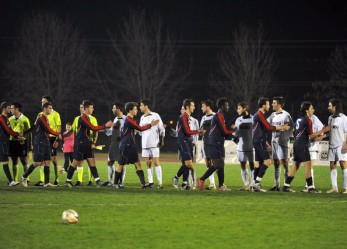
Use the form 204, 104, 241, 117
294, 115, 312, 146
34, 115, 50, 145
252, 111, 275, 143
200, 113, 214, 145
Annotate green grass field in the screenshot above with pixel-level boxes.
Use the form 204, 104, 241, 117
1, 154, 346, 249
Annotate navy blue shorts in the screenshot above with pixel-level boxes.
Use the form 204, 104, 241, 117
293, 144, 310, 164
253, 141, 270, 162
33, 142, 51, 162
73, 141, 94, 161
0, 140, 9, 162
177, 141, 193, 161
210, 143, 225, 159
49, 138, 58, 157
9, 140, 28, 157
118, 146, 139, 165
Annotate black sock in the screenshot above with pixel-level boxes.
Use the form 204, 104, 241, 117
53, 162, 58, 179
114, 171, 122, 185
217, 167, 225, 187
182, 166, 190, 183
201, 166, 217, 181
285, 176, 294, 185
3, 164, 13, 182
66, 165, 76, 181
23, 164, 28, 173
306, 177, 313, 188
256, 164, 268, 182
12, 164, 18, 181
44, 167, 50, 184
23, 164, 35, 178
176, 165, 186, 178
136, 170, 146, 186
89, 166, 100, 181
253, 167, 259, 181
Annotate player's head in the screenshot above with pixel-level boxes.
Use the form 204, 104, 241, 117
237, 102, 249, 116
258, 97, 270, 111
140, 99, 151, 113
83, 100, 94, 115
300, 101, 313, 116
125, 102, 138, 116
42, 102, 53, 115
328, 98, 343, 115
66, 122, 72, 131
272, 96, 285, 111
112, 102, 124, 115
11, 102, 22, 115
216, 97, 229, 112
201, 99, 214, 114
183, 99, 195, 114
1, 102, 11, 115
42, 95, 52, 106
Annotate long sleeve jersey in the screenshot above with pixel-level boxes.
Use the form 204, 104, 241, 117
176, 112, 199, 144
34, 115, 59, 145
252, 111, 276, 143
74, 114, 105, 145
119, 116, 151, 149
0, 114, 19, 141
208, 112, 233, 145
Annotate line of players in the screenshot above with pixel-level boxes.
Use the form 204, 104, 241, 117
1, 95, 346, 193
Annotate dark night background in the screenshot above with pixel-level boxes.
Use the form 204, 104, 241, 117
1, 0, 347, 149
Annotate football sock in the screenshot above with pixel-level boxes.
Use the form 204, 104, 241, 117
331, 168, 338, 189
88, 167, 93, 182
108, 165, 114, 182
255, 164, 268, 183
53, 161, 58, 181
44, 167, 50, 184
208, 171, 215, 186
311, 168, 314, 187
343, 169, 347, 189
284, 168, 288, 186
121, 166, 126, 184
89, 166, 100, 182
306, 177, 313, 188
66, 166, 75, 181
274, 166, 280, 187
176, 164, 186, 178
253, 167, 259, 181
136, 170, 146, 186
217, 167, 225, 187
250, 170, 255, 186
23, 164, 35, 178
77, 167, 83, 182
114, 171, 122, 185
241, 168, 249, 186
155, 166, 162, 185
182, 166, 190, 182
284, 176, 294, 186
39, 166, 44, 182
3, 164, 13, 182
13, 164, 18, 181
23, 164, 29, 181
147, 168, 153, 183
201, 166, 216, 181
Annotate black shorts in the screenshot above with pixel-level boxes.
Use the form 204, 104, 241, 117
0, 140, 9, 162
118, 146, 139, 165
33, 142, 51, 162
108, 142, 120, 161
253, 141, 270, 162
293, 144, 310, 164
49, 138, 58, 156
73, 141, 94, 161
210, 143, 225, 159
177, 140, 193, 161
9, 140, 28, 157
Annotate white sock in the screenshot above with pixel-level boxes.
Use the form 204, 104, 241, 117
274, 167, 281, 187
188, 170, 193, 186
241, 168, 249, 186
331, 168, 338, 189
208, 169, 215, 186
147, 168, 153, 183
155, 166, 162, 185
343, 169, 347, 189
108, 166, 114, 182
122, 166, 126, 184
311, 168, 315, 188
250, 170, 254, 186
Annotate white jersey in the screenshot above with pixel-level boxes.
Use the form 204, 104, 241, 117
234, 114, 253, 152
309, 115, 323, 152
200, 113, 215, 145
190, 116, 199, 145
328, 113, 347, 148
139, 112, 165, 149
267, 110, 293, 147
105, 115, 126, 137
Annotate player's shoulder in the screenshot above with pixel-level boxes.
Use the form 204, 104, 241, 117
282, 110, 291, 116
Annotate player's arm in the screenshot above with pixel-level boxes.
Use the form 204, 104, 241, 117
0, 116, 20, 137
40, 116, 60, 138
127, 116, 152, 131
81, 115, 107, 131
182, 114, 199, 135
258, 112, 289, 131
309, 118, 330, 139
216, 113, 233, 136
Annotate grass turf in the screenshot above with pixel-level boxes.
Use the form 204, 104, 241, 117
0, 156, 346, 249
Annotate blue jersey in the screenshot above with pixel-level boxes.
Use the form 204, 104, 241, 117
119, 116, 151, 149
0, 114, 19, 141
252, 111, 276, 143
209, 112, 233, 145
75, 114, 105, 145
294, 116, 313, 147
34, 115, 59, 145
176, 112, 199, 144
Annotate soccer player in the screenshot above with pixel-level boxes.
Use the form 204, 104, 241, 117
252, 97, 290, 192
64, 100, 114, 187
104, 103, 126, 186
233, 102, 254, 191
198, 97, 234, 191
326, 98, 347, 194
22, 102, 62, 187
172, 99, 200, 190
188, 113, 199, 189
282, 101, 330, 193
34, 95, 62, 186
9, 103, 32, 182
199, 99, 216, 190
113, 102, 159, 189
267, 96, 294, 191
0, 102, 22, 186
139, 100, 165, 189
62, 122, 74, 173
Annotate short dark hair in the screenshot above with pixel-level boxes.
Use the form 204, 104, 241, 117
42, 95, 52, 103
300, 101, 312, 116
83, 100, 94, 109
1, 102, 11, 112
183, 99, 194, 110
329, 98, 343, 115
66, 122, 71, 126
141, 99, 152, 110
258, 97, 269, 108
216, 97, 228, 109
201, 99, 214, 108
11, 102, 22, 112
273, 96, 285, 107
125, 102, 138, 113
237, 102, 249, 111
114, 102, 124, 112
42, 102, 52, 110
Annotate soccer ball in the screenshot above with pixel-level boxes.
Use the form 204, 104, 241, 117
62, 209, 79, 224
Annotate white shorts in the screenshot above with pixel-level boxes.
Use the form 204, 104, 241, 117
237, 151, 254, 162
272, 142, 288, 160
142, 148, 160, 158
309, 151, 318, 160
328, 146, 347, 162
